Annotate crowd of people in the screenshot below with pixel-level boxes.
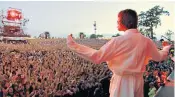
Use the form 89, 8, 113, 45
144, 58, 174, 97
0, 38, 174, 97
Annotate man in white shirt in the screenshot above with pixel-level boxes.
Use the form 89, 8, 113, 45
67, 9, 171, 97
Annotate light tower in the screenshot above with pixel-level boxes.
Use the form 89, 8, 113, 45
93, 21, 96, 35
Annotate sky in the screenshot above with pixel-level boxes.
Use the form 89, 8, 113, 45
0, 1, 174, 39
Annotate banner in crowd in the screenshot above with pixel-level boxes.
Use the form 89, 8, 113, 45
27, 39, 65, 46
2, 37, 31, 40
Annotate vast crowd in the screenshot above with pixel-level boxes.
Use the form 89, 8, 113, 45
0, 38, 174, 97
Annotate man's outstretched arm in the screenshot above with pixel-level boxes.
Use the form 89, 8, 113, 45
67, 35, 119, 64
147, 39, 171, 62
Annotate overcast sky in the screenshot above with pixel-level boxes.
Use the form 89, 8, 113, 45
0, 1, 174, 39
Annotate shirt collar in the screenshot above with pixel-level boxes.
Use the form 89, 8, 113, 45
124, 29, 139, 35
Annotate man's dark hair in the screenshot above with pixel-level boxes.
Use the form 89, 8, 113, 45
118, 9, 138, 29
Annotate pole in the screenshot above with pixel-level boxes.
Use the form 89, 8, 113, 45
94, 21, 96, 35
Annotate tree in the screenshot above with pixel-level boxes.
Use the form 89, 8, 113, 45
138, 5, 170, 39
152, 36, 157, 41
112, 33, 121, 37
44, 31, 50, 39
96, 34, 103, 38
164, 30, 174, 41
39, 31, 50, 39
139, 28, 150, 37
90, 34, 97, 39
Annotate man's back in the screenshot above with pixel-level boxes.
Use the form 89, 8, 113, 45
107, 29, 150, 75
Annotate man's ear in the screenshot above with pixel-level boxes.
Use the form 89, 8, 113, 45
121, 24, 127, 31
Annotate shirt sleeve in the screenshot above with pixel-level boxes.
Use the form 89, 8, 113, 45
148, 90, 153, 96
147, 39, 171, 62
148, 87, 156, 96
67, 37, 119, 64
